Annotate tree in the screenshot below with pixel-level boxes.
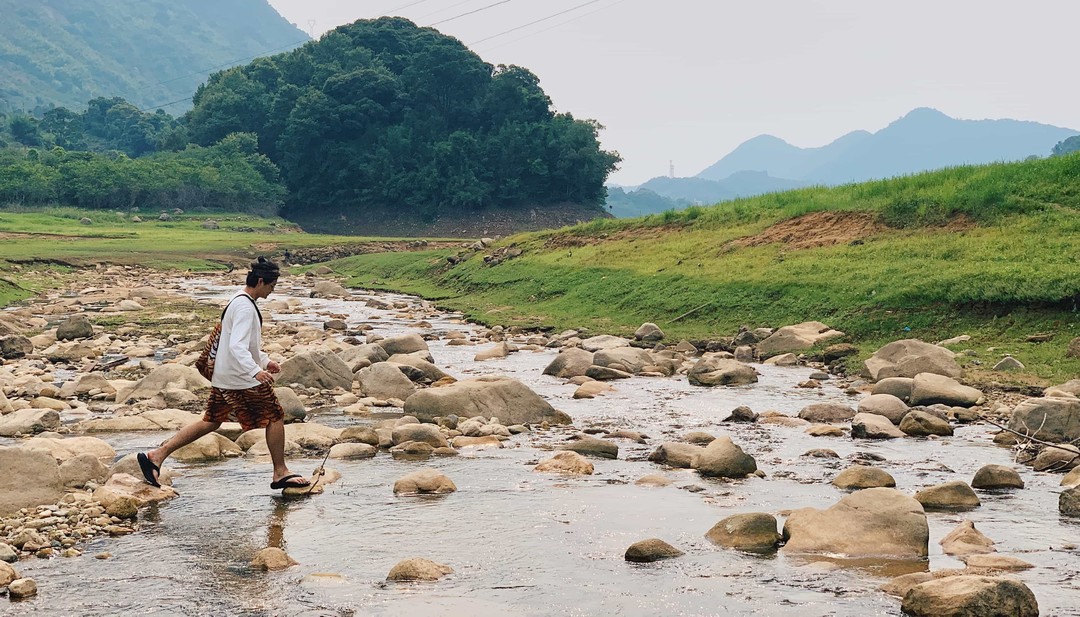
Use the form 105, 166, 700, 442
1052, 135, 1080, 157
9, 114, 42, 146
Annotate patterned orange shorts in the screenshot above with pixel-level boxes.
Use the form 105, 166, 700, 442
203, 383, 284, 431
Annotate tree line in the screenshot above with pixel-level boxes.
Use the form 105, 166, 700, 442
1, 17, 620, 222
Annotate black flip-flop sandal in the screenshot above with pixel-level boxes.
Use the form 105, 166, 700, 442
270, 474, 310, 490
137, 452, 161, 487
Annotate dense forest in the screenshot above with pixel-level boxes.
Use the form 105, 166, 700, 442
0, 0, 307, 113
0, 17, 619, 230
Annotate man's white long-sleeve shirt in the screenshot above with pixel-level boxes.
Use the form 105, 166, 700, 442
211, 292, 269, 390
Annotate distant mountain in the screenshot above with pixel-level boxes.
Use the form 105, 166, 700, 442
697, 108, 1078, 185
0, 0, 308, 113
606, 171, 807, 217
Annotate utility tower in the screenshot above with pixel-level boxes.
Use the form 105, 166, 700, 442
669, 160, 675, 178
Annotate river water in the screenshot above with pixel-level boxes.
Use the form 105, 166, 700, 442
4, 278, 1079, 616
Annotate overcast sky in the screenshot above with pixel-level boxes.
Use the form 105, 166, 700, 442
267, 0, 1080, 186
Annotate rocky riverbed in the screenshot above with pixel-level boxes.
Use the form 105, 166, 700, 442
0, 266, 1078, 616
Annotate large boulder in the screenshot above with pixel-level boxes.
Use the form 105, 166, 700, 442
872, 377, 915, 402
378, 333, 429, 357
393, 469, 456, 494
0, 408, 60, 437
172, 433, 243, 462
93, 473, 178, 507
0, 447, 64, 516
356, 363, 417, 401
901, 576, 1038, 617
914, 481, 981, 510
624, 538, 683, 562
647, 443, 704, 469
900, 410, 954, 437
593, 347, 654, 374
277, 350, 354, 390
560, 436, 618, 459
781, 488, 929, 559
757, 321, 844, 357
22, 436, 115, 463
851, 413, 905, 439
797, 403, 856, 423
580, 335, 629, 352
311, 280, 350, 298
403, 376, 571, 425
634, 323, 665, 342
56, 315, 94, 340
542, 348, 594, 378
386, 353, 449, 382
687, 356, 758, 387
863, 339, 962, 381
857, 393, 910, 424
909, 373, 982, 407
391, 423, 449, 448
705, 513, 781, 553
1008, 396, 1080, 443
117, 364, 210, 404
59, 453, 109, 488
338, 343, 389, 371
695, 436, 757, 478
80, 408, 201, 432
832, 465, 896, 489
534, 451, 594, 475
971, 464, 1024, 490
386, 558, 453, 582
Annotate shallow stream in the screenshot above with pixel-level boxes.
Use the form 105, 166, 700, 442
4, 279, 1079, 616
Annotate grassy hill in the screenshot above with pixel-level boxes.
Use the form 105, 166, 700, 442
324, 154, 1080, 384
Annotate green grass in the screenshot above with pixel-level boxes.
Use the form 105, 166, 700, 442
329, 155, 1080, 384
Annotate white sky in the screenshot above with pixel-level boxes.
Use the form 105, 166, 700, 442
267, 0, 1080, 186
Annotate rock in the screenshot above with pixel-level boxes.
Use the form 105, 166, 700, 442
106, 496, 139, 519
881, 572, 936, 598
0, 335, 32, 359
391, 423, 449, 448
338, 343, 390, 371
900, 410, 954, 437
647, 443, 704, 469
81, 408, 201, 432
909, 373, 982, 407
634, 323, 665, 342
872, 377, 915, 402
851, 412, 905, 439
0, 408, 60, 437
584, 365, 633, 380
757, 321, 844, 357
274, 387, 306, 422
971, 464, 1024, 490
797, 403, 856, 423
59, 453, 109, 488
993, 356, 1025, 371
109, 453, 174, 486
0, 543, 17, 564
378, 333, 429, 357
734, 345, 755, 362
328, 442, 377, 459
0, 446, 64, 516
277, 351, 354, 390
561, 436, 618, 459
822, 343, 859, 363
1008, 396, 1080, 443
251, 547, 298, 571
573, 380, 612, 399
724, 406, 758, 423
393, 469, 456, 494
0, 561, 17, 586
535, 451, 594, 475
940, 520, 995, 556
323, 319, 347, 331
311, 281, 350, 298
914, 481, 981, 510
960, 554, 1035, 571
1062, 466, 1080, 488
624, 538, 683, 562
201, 219, 219, 230
687, 356, 758, 387
8, 577, 37, 598
474, 342, 511, 361
704, 513, 781, 552
117, 364, 210, 403
762, 353, 798, 366
385, 353, 450, 382
857, 393, 909, 424
781, 488, 928, 559
803, 448, 840, 458
451, 435, 503, 448
805, 424, 845, 437
94, 473, 178, 507
386, 558, 453, 582
1061, 486, 1080, 517
580, 335, 629, 352
593, 347, 654, 374
1067, 337, 1080, 359
56, 315, 94, 340
542, 348, 595, 378
863, 339, 962, 381
832, 465, 896, 489
901, 576, 1038, 617
339, 426, 380, 446
695, 436, 757, 478
357, 363, 417, 400
115, 299, 143, 311
403, 375, 571, 426
635, 474, 672, 487
172, 433, 243, 462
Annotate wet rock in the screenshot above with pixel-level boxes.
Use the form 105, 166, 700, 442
634, 322, 665, 342
94, 473, 179, 507
695, 436, 757, 478
762, 353, 798, 366
1008, 396, 1080, 443
328, 443, 377, 459
880, 572, 935, 598
857, 393, 909, 424
909, 373, 982, 407
805, 424, 845, 437
251, 547, 298, 571
914, 481, 980, 510
939, 520, 995, 555
338, 426, 380, 446
635, 474, 672, 487
386, 353, 450, 382
0, 408, 60, 437
781, 488, 928, 559
393, 469, 456, 494
474, 341, 511, 361
971, 464, 1024, 490
803, 448, 839, 458
1061, 486, 1080, 517
277, 350, 353, 390
386, 557, 453, 582
0, 543, 16, 564
338, 343, 389, 371
797, 403, 856, 423
683, 431, 715, 445
960, 554, 1034, 571
687, 357, 758, 387
901, 576, 1038, 617
648, 443, 703, 468
172, 433, 243, 462
605, 430, 647, 443
851, 412, 905, 439
561, 436, 618, 459
8, 577, 36, 598
535, 451, 594, 475
1062, 466, 1080, 488
1033, 444, 1080, 472
404, 376, 571, 426
323, 319, 347, 331
81, 408, 201, 432
585, 365, 633, 380
624, 538, 683, 562
0, 447, 64, 516
451, 435, 502, 448
872, 377, 915, 402
900, 410, 954, 437
105, 496, 139, 520
379, 333, 429, 356
832, 465, 896, 489
56, 315, 94, 340
573, 380, 612, 399
542, 348, 594, 378
724, 406, 758, 423
0, 562, 17, 586
863, 339, 962, 381
117, 364, 210, 404
734, 346, 755, 363
594, 347, 654, 374
357, 363, 417, 401
757, 321, 844, 357
705, 513, 781, 553
391, 423, 449, 448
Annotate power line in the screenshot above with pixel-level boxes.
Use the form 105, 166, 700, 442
430, 0, 513, 26
469, 0, 604, 45
476, 0, 628, 52
383, 0, 434, 14
139, 97, 195, 112
415, 0, 478, 21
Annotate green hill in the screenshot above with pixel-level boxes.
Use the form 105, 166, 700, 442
322, 154, 1080, 383
0, 0, 307, 113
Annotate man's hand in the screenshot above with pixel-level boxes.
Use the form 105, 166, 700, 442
255, 370, 275, 385
266, 360, 281, 374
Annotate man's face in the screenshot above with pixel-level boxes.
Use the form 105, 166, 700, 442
255, 278, 277, 299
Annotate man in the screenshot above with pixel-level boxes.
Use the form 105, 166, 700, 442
138, 257, 309, 491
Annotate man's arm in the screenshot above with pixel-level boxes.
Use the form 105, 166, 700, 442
225, 303, 263, 379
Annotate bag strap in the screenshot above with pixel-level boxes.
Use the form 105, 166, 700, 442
220, 293, 262, 325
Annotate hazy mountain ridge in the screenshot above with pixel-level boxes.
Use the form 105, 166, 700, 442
0, 0, 308, 113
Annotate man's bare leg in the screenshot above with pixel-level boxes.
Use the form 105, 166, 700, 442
142, 419, 222, 482
266, 418, 307, 486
